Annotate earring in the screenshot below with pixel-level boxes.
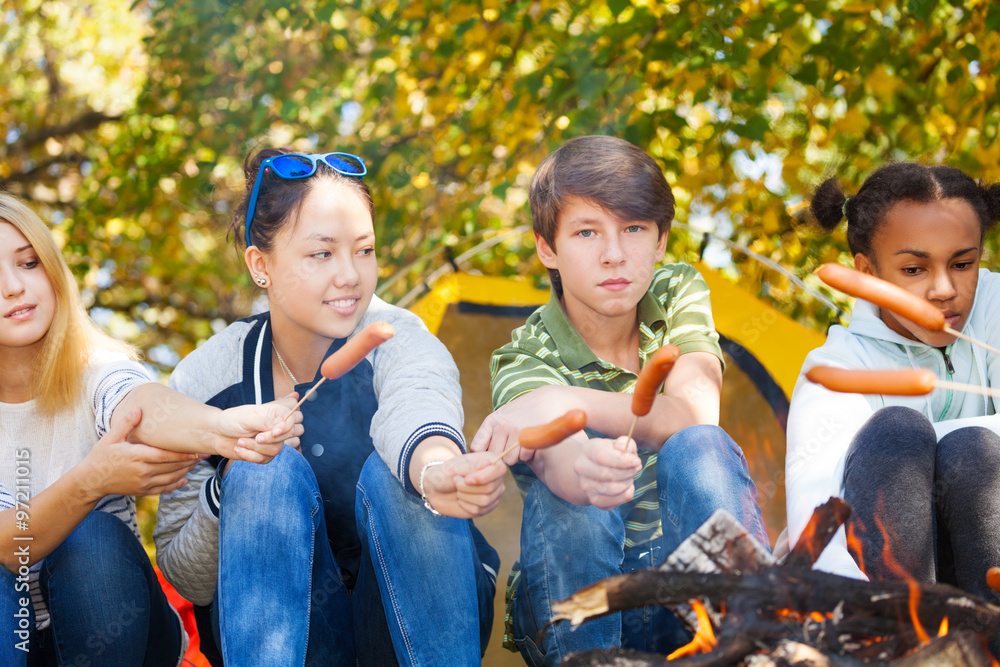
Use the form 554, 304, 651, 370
254, 274, 267, 286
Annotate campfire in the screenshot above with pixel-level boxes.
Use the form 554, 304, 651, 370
549, 499, 1000, 666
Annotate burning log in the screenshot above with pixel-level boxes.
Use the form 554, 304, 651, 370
551, 500, 1000, 665
550, 567, 1000, 639
783, 497, 853, 570
563, 632, 992, 667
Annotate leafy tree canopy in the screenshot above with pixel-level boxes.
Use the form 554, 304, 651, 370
3, 0, 998, 368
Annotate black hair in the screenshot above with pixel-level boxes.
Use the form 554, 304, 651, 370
529, 135, 674, 293
230, 146, 374, 253
810, 162, 1000, 257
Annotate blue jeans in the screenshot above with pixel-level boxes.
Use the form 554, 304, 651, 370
215, 446, 498, 666
511, 425, 768, 666
0, 510, 182, 667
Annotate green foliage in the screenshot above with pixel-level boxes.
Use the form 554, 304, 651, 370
2, 0, 999, 361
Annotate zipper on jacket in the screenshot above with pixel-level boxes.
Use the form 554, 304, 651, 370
937, 347, 954, 421
940, 348, 955, 375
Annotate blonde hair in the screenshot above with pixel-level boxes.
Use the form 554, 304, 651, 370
0, 192, 135, 413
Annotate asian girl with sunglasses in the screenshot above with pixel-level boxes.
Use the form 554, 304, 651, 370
154, 147, 506, 666
0, 191, 301, 667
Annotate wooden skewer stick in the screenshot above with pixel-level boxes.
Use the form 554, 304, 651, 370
289, 378, 326, 413
944, 327, 1000, 358
935, 378, 1000, 400
490, 441, 522, 466
625, 415, 639, 444
489, 410, 587, 465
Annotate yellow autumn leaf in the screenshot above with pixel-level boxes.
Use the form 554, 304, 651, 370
832, 108, 869, 136
762, 207, 780, 234
864, 65, 900, 102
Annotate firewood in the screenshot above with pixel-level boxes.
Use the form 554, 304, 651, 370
890, 630, 992, 667
747, 639, 868, 666
550, 567, 1000, 642
783, 498, 852, 570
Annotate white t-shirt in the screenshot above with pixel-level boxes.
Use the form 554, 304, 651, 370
0, 352, 151, 629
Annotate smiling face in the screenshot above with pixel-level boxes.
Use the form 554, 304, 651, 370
537, 195, 667, 329
253, 178, 378, 345
0, 221, 56, 355
855, 198, 981, 347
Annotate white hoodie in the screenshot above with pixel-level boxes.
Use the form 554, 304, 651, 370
786, 268, 1000, 579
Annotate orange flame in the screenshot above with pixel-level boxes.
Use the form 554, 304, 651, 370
846, 521, 866, 576
873, 513, 931, 645
937, 616, 948, 637
667, 599, 717, 660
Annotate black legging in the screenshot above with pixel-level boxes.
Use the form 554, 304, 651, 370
843, 405, 1000, 654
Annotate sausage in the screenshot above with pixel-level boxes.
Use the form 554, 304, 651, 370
320, 321, 396, 380
816, 263, 945, 331
805, 366, 936, 396
631, 345, 681, 417
519, 410, 587, 449
987, 567, 1000, 593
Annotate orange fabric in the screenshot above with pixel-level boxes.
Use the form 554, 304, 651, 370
155, 566, 211, 667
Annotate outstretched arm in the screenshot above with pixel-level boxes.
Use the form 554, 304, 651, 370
472, 350, 722, 465
112, 384, 303, 461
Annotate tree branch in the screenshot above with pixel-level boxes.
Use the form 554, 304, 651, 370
6, 111, 124, 154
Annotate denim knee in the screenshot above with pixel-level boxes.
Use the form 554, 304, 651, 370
44, 511, 145, 593
660, 424, 738, 459
355, 451, 396, 501
657, 425, 743, 489
223, 445, 320, 507
522, 479, 624, 557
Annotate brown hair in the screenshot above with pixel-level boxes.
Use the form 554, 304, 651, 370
230, 147, 375, 253
528, 136, 674, 292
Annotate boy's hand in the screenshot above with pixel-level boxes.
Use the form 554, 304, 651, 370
80, 408, 204, 500
420, 453, 507, 519
470, 386, 580, 466
214, 393, 303, 464
573, 435, 641, 510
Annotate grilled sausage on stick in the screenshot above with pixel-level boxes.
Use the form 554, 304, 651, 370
805, 366, 1000, 400
625, 345, 682, 442
489, 410, 588, 465
816, 263, 1000, 356
288, 321, 396, 412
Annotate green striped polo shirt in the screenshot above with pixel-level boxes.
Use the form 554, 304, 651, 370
490, 262, 723, 650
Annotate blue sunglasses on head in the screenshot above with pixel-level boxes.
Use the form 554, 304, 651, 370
244, 152, 367, 247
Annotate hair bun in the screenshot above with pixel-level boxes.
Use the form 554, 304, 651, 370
982, 180, 1000, 229
811, 177, 848, 231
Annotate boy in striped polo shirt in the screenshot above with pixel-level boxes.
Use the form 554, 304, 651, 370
470, 135, 769, 665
